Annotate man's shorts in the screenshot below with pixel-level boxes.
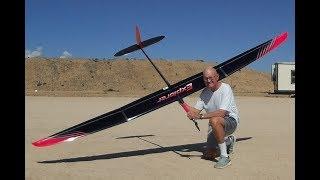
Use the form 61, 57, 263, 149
206, 116, 238, 149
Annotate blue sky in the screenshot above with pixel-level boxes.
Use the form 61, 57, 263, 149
25, 0, 294, 72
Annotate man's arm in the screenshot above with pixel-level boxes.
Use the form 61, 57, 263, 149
199, 109, 228, 119
187, 108, 228, 120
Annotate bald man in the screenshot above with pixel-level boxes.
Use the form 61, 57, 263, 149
187, 67, 239, 169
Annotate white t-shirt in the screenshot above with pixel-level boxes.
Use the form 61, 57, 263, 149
194, 82, 240, 124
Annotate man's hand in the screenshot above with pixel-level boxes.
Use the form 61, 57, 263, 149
187, 111, 200, 120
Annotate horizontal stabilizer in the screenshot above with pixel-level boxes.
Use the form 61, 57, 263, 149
114, 36, 165, 57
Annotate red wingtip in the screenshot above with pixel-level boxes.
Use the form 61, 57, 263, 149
257, 32, 288, 59
32, 132, 87, 147
270, 32, 288, 51
135, 25, 142, 47
32, 137, 69, 147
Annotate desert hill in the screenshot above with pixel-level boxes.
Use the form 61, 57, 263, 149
25, 57, 273, 97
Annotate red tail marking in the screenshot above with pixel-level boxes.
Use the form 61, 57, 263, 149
135, 25, 142, 47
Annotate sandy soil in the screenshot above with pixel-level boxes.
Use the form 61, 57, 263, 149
26, 96, 294, 180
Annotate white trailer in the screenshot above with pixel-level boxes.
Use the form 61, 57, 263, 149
271, 62, 295, 94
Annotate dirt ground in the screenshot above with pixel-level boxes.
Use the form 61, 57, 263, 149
26, 96, 294, 180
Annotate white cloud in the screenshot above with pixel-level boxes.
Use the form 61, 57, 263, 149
25, 50, 30, 58
25, 46, 43, 58
59, 51, 72, 58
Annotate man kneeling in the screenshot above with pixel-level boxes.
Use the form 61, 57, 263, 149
187, 66, 239, 169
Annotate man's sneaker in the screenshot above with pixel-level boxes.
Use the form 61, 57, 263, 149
227, 135, 236, 155
214, 156, 231, 169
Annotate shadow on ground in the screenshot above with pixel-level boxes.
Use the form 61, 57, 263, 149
38, 135, 252, 163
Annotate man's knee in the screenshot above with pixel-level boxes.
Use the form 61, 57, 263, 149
209, 117, 224, 127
